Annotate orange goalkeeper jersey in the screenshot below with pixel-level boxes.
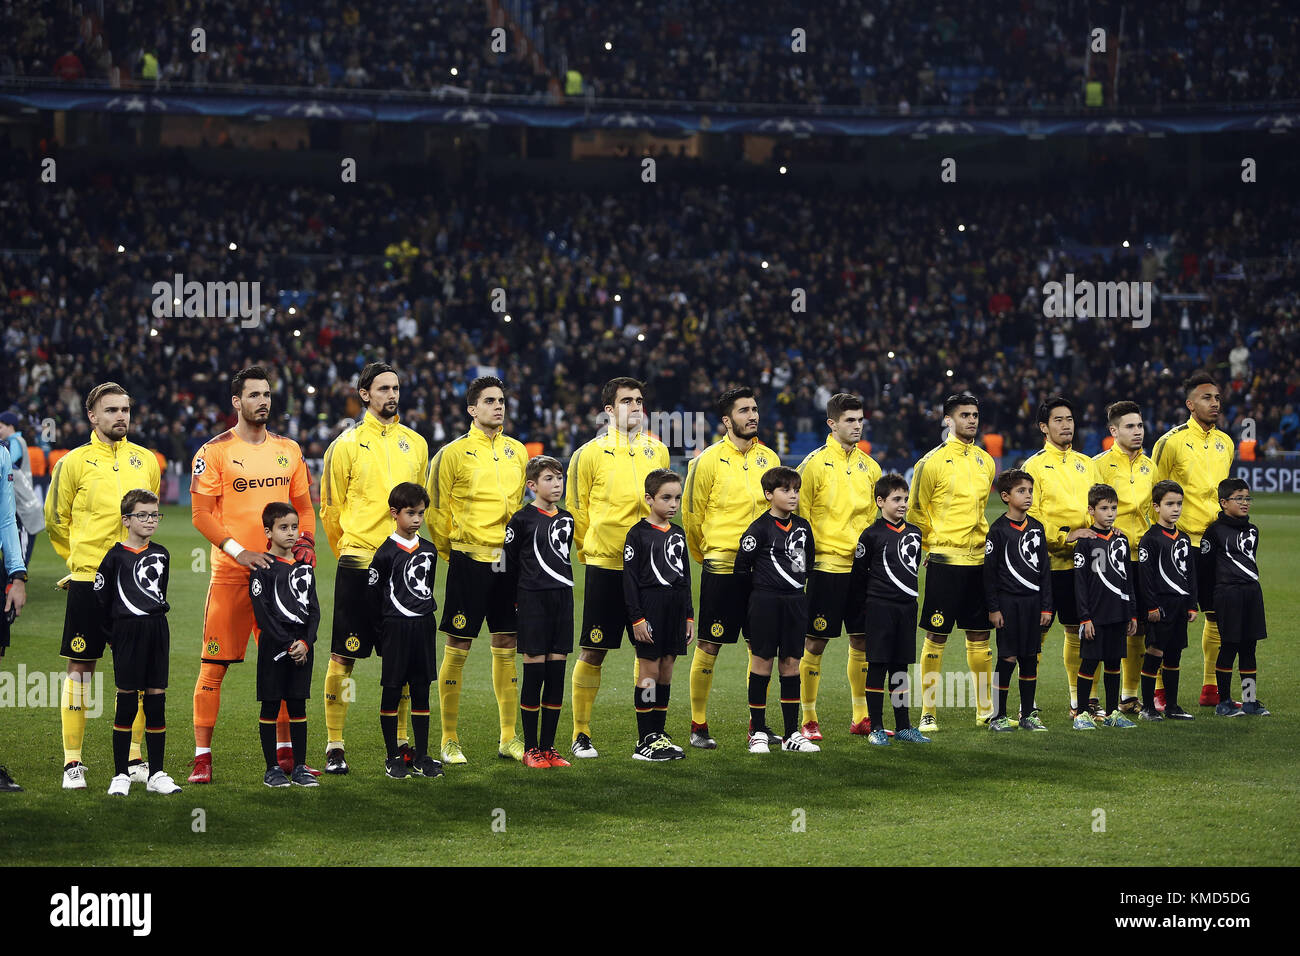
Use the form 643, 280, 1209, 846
191, 430, 313, 582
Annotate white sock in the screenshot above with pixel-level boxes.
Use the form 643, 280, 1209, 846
277, 740, 291, 749
195, 746, 211, 757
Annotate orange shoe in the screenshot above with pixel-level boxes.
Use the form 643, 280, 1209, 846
276, 746, 294, 774
541, 748, 571, 767
187, 752, 212, 784
1199, 684, 1220, 707
801, 720, 823, 741
522, 748, 552, 768
849, 717, 871, 735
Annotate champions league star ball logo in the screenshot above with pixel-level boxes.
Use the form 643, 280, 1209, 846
405, 553, 433, 599
134, 552, 167, 603
1018, 530, 1042, 571
1109, 541, 1128, 579
1172, 538, 1190, 575
368, 567, 379, 586
550, 517, 574, 563
1238, 528, 1257, 563
899, 533, 921, 575
666, 534, 685, 573
786, 528, 809, 574
288, 564, 313, 608
741, 535, 757, 553
251, 579, 263, 596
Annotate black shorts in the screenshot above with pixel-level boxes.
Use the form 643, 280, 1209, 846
61, 581, 111, 661
863, 599, 918, 664
806, 570, 864, 638
746, 590, 806, 661
257, 638, 314, 701
1081, 621, 1128, 661
380, 617, 439, 687
633, 588, 691, 661
578, 566, 630, 650
1048, 569, 1080, 628
517, 587, 574, 657
1195, 543, 1217, 619
1214, 585, 1267, 644
110, 616, 170, 691
331, 564, 379, 659
1146, 615, 1189, 653
1127, 561, 1145, 635
994, 595, 1043, 660
920, 562, 990, 635
698, 570, 749, 645
441, 551, 518, 638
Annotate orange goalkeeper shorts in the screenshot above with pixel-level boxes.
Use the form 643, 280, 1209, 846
200, 577, 261, 664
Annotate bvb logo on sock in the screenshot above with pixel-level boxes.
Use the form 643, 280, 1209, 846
345, 635, 361, 652
813, 616, 827, 632
930, 612, 944, 628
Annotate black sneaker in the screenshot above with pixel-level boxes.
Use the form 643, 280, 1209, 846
0, 765, 22, 792
396, 742, 414, 767
290, 764, 320, 787
1164, 705, 1195, 721
411, 755, 444, 778
324, 748, 349, 774
263, 767, 291, 788
384, 757, 408, 779
1138, 707, 1164, 722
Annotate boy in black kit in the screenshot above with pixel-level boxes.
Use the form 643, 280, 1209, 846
1202, 478, 1270, 717
734, 467, 819, 754
369, 482, 444, 778
1072, 484, 1138, 730
850, 473, 931, 746
983, 470, 1054, 732
97, 489, 181, 796
1137, 481, 1199, 721
623, 468, 693, 761
503, 456, 576, 769
250, 502, 320, 787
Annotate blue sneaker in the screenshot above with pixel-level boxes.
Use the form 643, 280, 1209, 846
1102, 712, 1137, 729
894, 727, 931, 743
1241, 701, 1271, 716
867, 729, 890, 746
1215, 700, 1245, 717
1072, 714, 1097, 731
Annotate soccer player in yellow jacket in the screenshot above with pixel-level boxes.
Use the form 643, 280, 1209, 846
909, 393, 997, 732
565, 377, 669, 758
425, 376, 528, 763
1092, 400, 1155, 712
319, 363, 428, 773
1022, 396, 1099, 718
682, 386, 780, 749
794, 394, 881, 739
44, 383, 160, 789
1152, 371, 1234, 708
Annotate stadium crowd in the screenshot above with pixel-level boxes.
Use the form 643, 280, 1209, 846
5, 0, 1298, 109
2, 155, 1297, 476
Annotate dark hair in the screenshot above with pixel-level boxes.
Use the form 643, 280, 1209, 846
1088, 483, 1119, 508
826, 393, 864, 421
1037, 395, 1076, 426
1106, 400, 1141, 425
86, 382, 129, 414
717, 386, 756, 422
1151, 479, 1183, 506
645, 468, 682, 498
467, 375, 506, 407
943, 392, 979, 418
231, 366, 270, 398
389, 481, 430, 511
358, 361, 397, 394
873, 473, 909, 501
526, 455, 564, 484
121, 488, 158, 515
1217, 477, 1249, 503
262, 501, 298, 528
1183, 370, 1218, 397
761, 465, 801, 494
995, 468, 1034, 497
601, 376, 645, 410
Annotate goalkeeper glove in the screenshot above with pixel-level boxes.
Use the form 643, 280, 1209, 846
292, 531, 316, 567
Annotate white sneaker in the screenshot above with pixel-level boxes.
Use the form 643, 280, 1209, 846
570, 733, 599, 759
747, 733, 770, 754
782, 731, 821, 753
62, 762, 88, 790
145, 771, 182, 794
107, 773, 130, 796
127, 761, 150, 784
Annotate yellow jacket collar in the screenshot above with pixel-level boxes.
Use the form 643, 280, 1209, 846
360, 411, 402, 437
724, 433, 762, 456
90, 431, 126, 454
1187, 416, 1215, 441
945, 436, 977, 454
823, 434, 857, 460
1041, 440, 1075, 460
467, 424, 504, 449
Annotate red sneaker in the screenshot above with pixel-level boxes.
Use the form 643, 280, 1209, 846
522, 748, 552, 768
187, 752, 212, 784
801, 720, 823, 741
397, 742, 414, 767
541, 748, 571, 767
1199, 684, 1220, 707
1153, 688, 1167, 713
849, 717, 871, 736
276, 746, 294, 774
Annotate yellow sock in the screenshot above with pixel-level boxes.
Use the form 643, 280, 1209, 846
397, 685, 410, 743
129, 689, 145, 761
965, 637, 994, 719
1202, 618, 1221, 688
323, 658, 352, 748
571, 659, 601, 741
439, 645, 468, 746
799, 651, 822, 722
491, 645, 519, 743
746, 644, 753, 680
61, 676, 87, 765
847, 646, 868, 723
1122, 634, 1145, 699
633, 656, 640, 684
919, 638, 944, 718
1063, 627, 1082, 707
689, 647, 717, 725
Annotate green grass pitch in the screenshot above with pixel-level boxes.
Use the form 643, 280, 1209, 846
2, 498, 1297, 866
